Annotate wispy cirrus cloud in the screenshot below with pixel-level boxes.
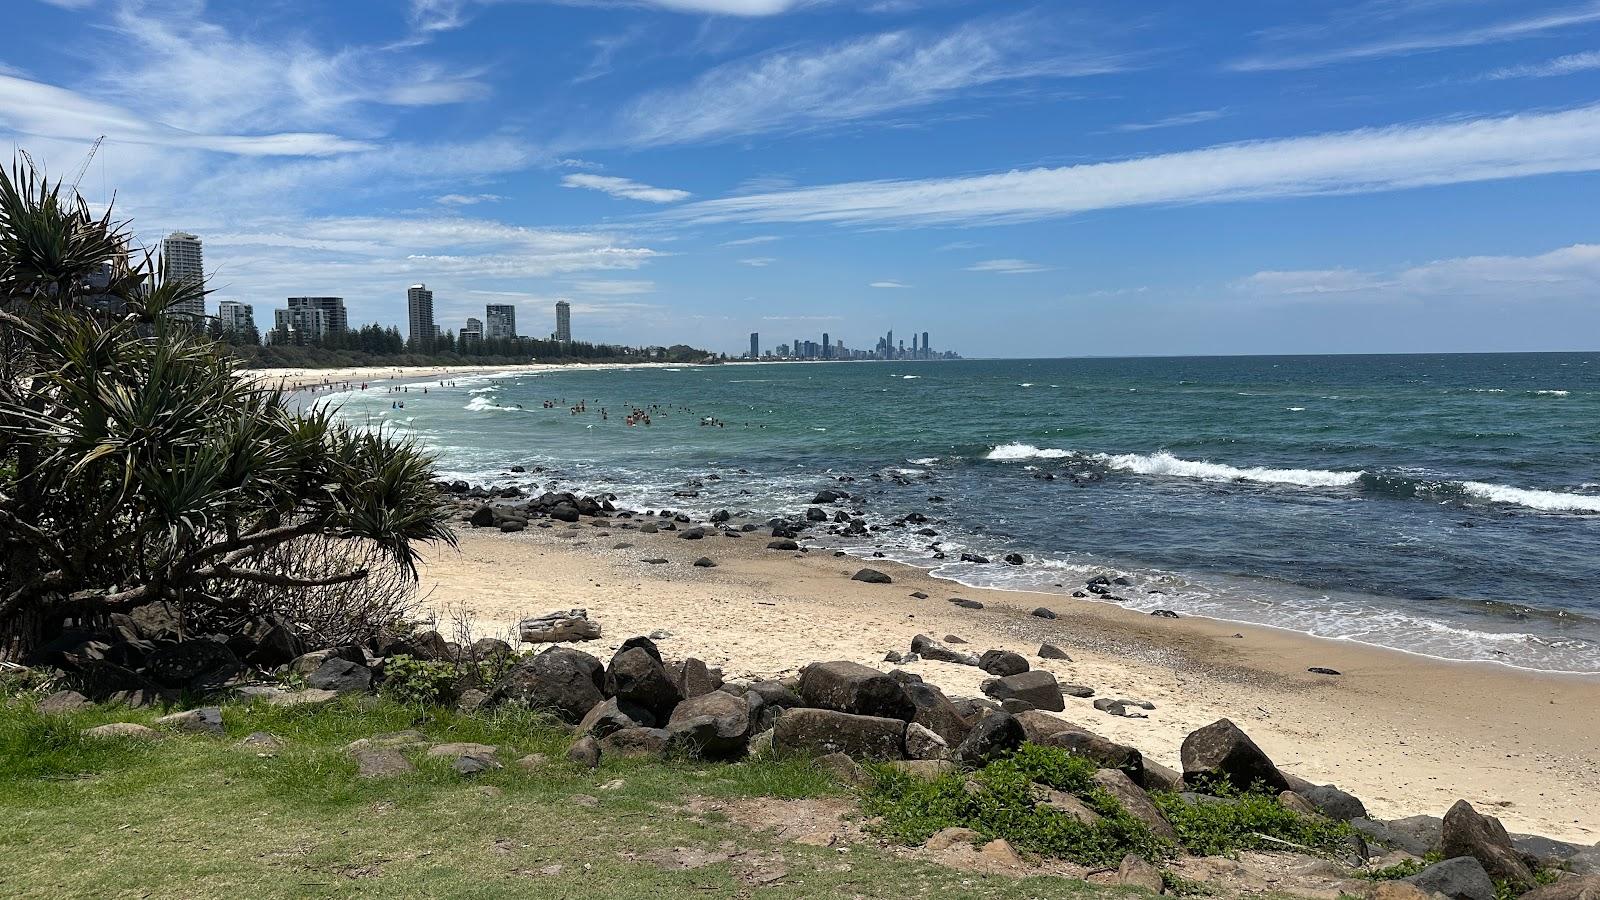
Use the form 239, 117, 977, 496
410, 0, 824, 34
869, 280, 912, 288
967, 259, 1049, 275
1236, 244, 1600, 301
436, 193, 505, 205
666, 104, 1600, 228
1230, 2, 1600, 71
721, 234, 780, 246
739, 257, 777, 266
596, 15, 1129, 148
1110, 109, 1228, 133
562, 173, 692, 203
1483, 49, 1600, 79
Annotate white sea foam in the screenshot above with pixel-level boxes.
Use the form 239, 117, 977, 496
1461, 482, 1600, 513
468, 386, 498, 395
1286, 406, 1306, 412
1017, 382, 1034, 387
1534, 389, 1570, 397
464, 396, 512, 412
987, 443, 1071, 460
907, 457, 941, 465
1100, 451, 1364, 488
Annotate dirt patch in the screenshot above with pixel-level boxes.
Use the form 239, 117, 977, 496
681, 796, 867, 848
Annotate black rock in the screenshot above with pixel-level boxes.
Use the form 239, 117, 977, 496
1403, 857, 1495, 900
960, 553, 990, 564
1150, 609, 1180, 619
800, 660, 915, 720
1031, 607, 1057, 620
1003, 553, 1025, 565
981, 670, 1065, 712
486, 646, 605, 723
772, 708, 906, 760
605, 647, 682, 719
767, 539, 799, 551
306, 657, 371, 694
952, 710, 1025, 767
693, 557, 716, 568
1308, 666, 1342, 675
1180, 718, 1290, 794
851, 568, 892, 584
1038, 643, 1071, 660
978, 649, 1030, 677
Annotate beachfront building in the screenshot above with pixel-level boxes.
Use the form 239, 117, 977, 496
286, 297, 347, 336
272, 305, 325, 345
462, 317, 483, 344
554, 299, 572, 342
217, 300, 254, 335
749, 332, 759, 359
407, 284, 435, 349
486, 304, 516, 340
161, 231, 205, 321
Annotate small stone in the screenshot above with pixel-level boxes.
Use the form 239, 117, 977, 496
1116, 854, 1165, 894
515, 753, 550, 770
155, 707, 224, 735
36, 690, 93, 714
83, 723, 159, 740
910, 591, 929, 599
693, 557, 717, 568
1308, 666, 1342, 675
454, 754, 502, 776
1031, 607, 1057, 619
925, 827, 982, 852
239, 731, 284, 752
1038, 643, 1072, 661
567, 736, 601, 769
353, 747, 416, 778
1150, 609, 1180, 619
814, 751, 870, 786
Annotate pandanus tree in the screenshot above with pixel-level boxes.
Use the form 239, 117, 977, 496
0, 156, 455, 661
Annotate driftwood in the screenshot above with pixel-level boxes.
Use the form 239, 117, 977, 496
518, 609, 602, 644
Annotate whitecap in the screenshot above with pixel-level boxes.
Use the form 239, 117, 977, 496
907, 457, 941, 466
1017, 383, 1034, 387
1100, 451, 1363, 488
1286, 407, 1306, 412
1461, 482, 1600, 513
1534, 389, 1570, 397
987, 443, 1071, 461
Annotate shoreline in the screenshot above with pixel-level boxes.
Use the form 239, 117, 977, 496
420, 522, 1600, 844
236, 360, 708, 393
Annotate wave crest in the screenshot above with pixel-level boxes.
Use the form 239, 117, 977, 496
1102, 451, 1364, 488
987, 443, 1071, 460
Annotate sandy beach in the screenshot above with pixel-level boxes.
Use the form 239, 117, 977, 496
237, 361, 690, 393
420, 523, 1600, 845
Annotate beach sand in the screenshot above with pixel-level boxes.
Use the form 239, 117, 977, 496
237, 361, 684, 393
420, 524, 1600, 844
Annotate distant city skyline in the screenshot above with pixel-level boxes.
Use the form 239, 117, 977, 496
15, 2, 1600, 356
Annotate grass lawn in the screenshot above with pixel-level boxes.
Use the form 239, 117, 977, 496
0, 697, 1129, 899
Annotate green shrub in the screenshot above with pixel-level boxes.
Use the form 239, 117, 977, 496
863, 744, 1169, 866
380, 654, 460, 707
1151, 789, 1354, 857
1364, 858, 1428, 880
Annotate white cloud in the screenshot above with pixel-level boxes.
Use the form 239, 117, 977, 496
720, 234, 780, 246
600, 16, 1127, 147
571, 279, 656, 294
869, 280, 911, 288
1237, 244, 1600, 301
562, 173, 692, 203
38, 0, 97, 8
667, 104, 1600, 227
1110, 109, 1228, 133
740, 257, 777, 266
411, 0, 821, 34
0, 74, 370, 156
436, 193, 505, 205
1484, 49, 1600, 80
1231, 3, 1600, 71
967, 259, 1049, 275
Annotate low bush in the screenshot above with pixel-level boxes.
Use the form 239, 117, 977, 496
1151, 785, 1354, 857
380, 654, 462, 706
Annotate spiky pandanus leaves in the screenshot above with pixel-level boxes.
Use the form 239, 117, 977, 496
0, 153, 455, 655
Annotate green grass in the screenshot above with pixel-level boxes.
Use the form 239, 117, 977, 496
0, 698, 1123, 899
863, 743, 1354, 869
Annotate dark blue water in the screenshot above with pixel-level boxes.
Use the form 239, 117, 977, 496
327, 353, 1600, 672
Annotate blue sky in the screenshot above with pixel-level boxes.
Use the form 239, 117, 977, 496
6, 0, 1600, 357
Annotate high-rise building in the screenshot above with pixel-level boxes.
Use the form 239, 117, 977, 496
161, 231, 205, 320
749, 332, 759, 359
462, 317, 483, 343
286, 297, 346, 335
407, 284, 435, 348
822, 332, 830, 359
922, 331, 930, 359
272, 306, 325, 345
554, 300, 572, 342
485, 304, 517, 340
886, 329, 894, 360
217, 300, 254, 335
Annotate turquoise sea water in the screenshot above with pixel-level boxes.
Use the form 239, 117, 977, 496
324, 354, 1600, 673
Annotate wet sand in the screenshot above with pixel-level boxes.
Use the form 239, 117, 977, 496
420, 524, 1600, 844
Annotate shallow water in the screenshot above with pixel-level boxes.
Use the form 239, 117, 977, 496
325, 354, 1600, 673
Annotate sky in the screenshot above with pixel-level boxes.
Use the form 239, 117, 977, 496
5, 0, 1600, 357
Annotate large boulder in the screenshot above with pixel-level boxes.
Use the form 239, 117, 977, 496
604, 647, 682, 720
902, 681, 974, 747
1040, 728, 1144, 780
288, 646, 365, 678
910, 634, 978, 666
799, 661, 914, 721
772, 708, 907, 760
1518, 877, 1600, 900
747, 680, 804, 709
485, 646, 604, 722
1092, 768, 1179, 842
1441, 800, 1537, 892
666, 690, 753, 760
978, 650, 1029, 677
517, 609, 601, 644
1014, 709, 1074, 743
673, 657, 721, 699
576, 697, 655, 738
1403, 857, 1495, 900
1180, 718, 1289, 794
951, 710, 1024, 768
306, 657, 372, 694
980, 670, 1065, 712
1282, 774, 1369, 821
599, 727, 673, 758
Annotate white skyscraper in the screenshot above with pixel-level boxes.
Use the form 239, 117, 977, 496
161, 231, 205, 321
485, 304, 516, 340
554, 299, 571, 342
407, 284, 435, 348
217, 300, 255, 336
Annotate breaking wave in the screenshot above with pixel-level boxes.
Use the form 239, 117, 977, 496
986, 443, 1071, 460
1100, 451, 1364, 488
1460, 482, 1600, 513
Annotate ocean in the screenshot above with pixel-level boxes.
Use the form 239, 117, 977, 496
322, 354, 1600, 674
